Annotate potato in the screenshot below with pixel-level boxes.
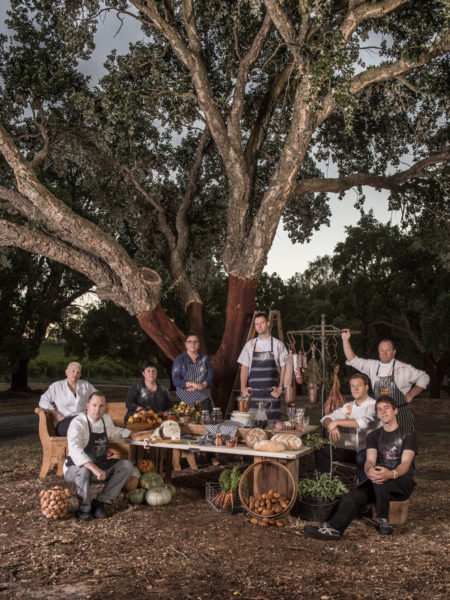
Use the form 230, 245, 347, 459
276, 520, 284, 527
258, 520, 268, 527
250, 518, 259, 525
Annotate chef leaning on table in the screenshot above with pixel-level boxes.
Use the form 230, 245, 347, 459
341, 329, 430, 432
64, 391, 133, 521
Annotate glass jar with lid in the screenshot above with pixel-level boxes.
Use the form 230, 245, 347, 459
211, 407, 223, 423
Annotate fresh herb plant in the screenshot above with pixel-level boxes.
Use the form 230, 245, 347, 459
298, 472, 348, 502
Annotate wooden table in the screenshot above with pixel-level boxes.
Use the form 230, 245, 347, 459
112, 424, 318, 484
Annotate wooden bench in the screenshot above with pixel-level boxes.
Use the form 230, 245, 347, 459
35, 402, 198, 477
35, 402, 133, 478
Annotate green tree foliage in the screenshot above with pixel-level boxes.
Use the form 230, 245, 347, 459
281, 213, 449, 396
0, 248, 91, 389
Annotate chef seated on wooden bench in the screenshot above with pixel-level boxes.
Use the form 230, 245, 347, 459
64, 391, 134, 521
315, 373, 379, 483
39, 362, 97, 436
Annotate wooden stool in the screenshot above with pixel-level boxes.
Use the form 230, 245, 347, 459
389, 499, 409, 525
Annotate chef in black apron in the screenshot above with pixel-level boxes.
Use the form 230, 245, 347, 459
373, 360, 415, 431
64, 392, 133, 521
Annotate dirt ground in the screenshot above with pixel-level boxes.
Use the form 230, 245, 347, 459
0, 387, 448, 600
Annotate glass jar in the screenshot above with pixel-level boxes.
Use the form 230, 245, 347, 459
201, 410, 211, 425
211, 407, 223, 423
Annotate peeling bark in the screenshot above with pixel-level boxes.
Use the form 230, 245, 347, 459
211, 275, 259, 409
137, 305, 186, 361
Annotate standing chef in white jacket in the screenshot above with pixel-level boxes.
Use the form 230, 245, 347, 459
341, 330, 429, 431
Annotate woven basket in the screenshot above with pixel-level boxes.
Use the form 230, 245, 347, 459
238, 459, 296, 521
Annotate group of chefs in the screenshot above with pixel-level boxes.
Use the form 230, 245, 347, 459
39, 312, 429, 526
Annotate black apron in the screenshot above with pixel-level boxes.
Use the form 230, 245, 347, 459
67, 415, 117, 470
373, 360, 415, 431
248, 337, 280, 420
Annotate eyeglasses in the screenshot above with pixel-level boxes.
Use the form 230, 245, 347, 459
186, 340, 199, 344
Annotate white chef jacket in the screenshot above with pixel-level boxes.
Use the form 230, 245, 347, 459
237, 336, 287, 370
64, 412, 131, 472
320, 396, 380, 451
39, 379, 97, 417
346, 357, 429, 396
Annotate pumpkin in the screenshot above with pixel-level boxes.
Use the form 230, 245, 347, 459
126, 488, 146, 504
131, 466, 141, 479
124, 475, 139, 491
145, 486, 172, 506
138, 459, 154, 473
164, 483, 176, 497
140, 472, 164, 490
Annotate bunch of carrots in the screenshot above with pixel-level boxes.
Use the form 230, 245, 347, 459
212, 465, 245, 510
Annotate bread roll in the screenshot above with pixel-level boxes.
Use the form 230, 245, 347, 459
271, 433, 302, 450
253, 439, 286, 452
245, 428, 269, 448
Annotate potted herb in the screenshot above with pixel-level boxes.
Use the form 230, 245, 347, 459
295, 472, 348, 521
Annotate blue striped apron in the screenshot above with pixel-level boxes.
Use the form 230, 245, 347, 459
373, 360, 415, 431
176, 355, 213, 412
248, 336, 280, 420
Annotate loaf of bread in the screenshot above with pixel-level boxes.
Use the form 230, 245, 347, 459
271, 433, 302, 450
245, 428, 269, 448
253, 439, 286, 452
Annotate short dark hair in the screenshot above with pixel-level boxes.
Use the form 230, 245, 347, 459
254, 312, 269, 321
349, 373, 369, 386
185, 332, 200, 341
376, 395, 397, 410
141, 360, 158, 372
88, 391, 106, 402
378, 338, 396, 350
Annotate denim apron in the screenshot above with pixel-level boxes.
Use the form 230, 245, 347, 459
248, 337, 280, 420
176, 355, 213, 412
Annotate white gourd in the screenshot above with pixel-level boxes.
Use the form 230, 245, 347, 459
145, 486, 172, 506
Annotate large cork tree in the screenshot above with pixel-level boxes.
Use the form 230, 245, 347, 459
0, 0, 448, 407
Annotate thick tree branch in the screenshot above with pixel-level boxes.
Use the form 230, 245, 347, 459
29, 104, 50, 168
264, 0, 298, 50
295, 148, 450, 196
228, 12, 272, 147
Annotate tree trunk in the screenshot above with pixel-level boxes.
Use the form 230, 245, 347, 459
10, 358, 31, 392
137, 305, 186, 361
423, 350, 448, 399
210, 275, 259, 411
186, 301, 206, 351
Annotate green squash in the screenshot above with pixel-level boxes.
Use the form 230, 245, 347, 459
140, 472, 164, 490
131, 466, 142, 479
126, 488, 146, 504
164, 483, 176, 497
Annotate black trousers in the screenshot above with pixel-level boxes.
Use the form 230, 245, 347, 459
314, 446, 367, 483
55, 416, 75, 436
329, 474, 416, 534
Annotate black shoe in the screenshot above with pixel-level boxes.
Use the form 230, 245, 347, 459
304, 523, 341, 540
377, 518, 393, 535
76, 510, 92, 522
91, 499, 108, 519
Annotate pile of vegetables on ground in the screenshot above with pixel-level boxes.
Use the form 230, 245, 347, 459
123, 465, 176, 507
40, 485, 70, 519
